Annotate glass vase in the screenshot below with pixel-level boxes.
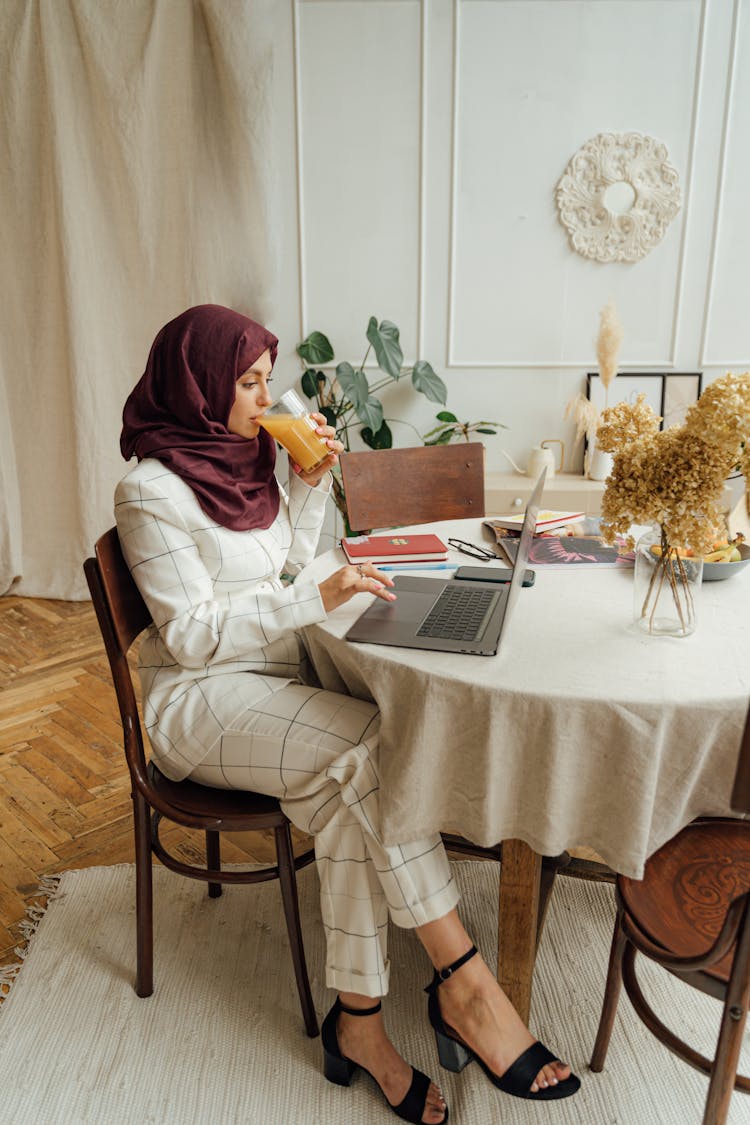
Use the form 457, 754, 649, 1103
633, 525, 703, 637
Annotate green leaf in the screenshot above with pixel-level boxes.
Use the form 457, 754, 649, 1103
297, 331, 334, 365
433, 430, 454, 444
366, 317, 403, 379
411, 361, 447, 405
321, 406, 338, 429
475, 427, 497, 435
335, 362, 370, 412
436, 410, 458, 423
301, 368, 325, 399
356, 394, 384, 434
361, 421, 393, 449
421, 423, 451, 439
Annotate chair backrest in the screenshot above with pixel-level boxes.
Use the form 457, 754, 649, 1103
84, 527, 152, 787
731, 700, 750, 814
339, 443, 486, 532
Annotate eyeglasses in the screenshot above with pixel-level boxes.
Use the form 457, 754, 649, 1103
447, 538, 499, 561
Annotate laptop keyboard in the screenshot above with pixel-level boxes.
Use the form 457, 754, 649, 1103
417, 585, 499, 642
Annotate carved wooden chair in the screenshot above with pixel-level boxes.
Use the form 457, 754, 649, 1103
591, 700, 750, 1124
84, 528, 318, 1037
339, 443, 486, 532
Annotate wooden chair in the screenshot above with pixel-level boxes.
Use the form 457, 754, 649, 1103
591, 701, 750, 1124
83, 528, 319, 1037
339, 443, 486, 532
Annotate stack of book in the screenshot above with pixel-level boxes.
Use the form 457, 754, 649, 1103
341, 533, 448, 565
487, 509, 585, 534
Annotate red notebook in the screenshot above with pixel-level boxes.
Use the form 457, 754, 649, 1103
341, 533, 448, 565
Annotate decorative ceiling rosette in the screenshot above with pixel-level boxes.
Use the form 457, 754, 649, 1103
555, 132, 681, 263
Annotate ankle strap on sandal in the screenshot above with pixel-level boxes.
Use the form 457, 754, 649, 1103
336, 997, 382, 1017
424, 944, 478, 994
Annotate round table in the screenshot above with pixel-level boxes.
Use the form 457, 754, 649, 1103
299, 518, 750, 1017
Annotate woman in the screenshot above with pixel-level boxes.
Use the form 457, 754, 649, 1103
115, 304, 579, 1124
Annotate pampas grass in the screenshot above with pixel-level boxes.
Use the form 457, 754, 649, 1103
596, 298, 624, 400
565, 392, 600, 449
564, 393, 601, 475
564, 300, 625, 474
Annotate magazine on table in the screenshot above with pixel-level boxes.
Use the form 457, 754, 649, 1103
483, 517, 634, 569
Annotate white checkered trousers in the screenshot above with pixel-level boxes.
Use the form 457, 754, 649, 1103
191, 683, 458, 996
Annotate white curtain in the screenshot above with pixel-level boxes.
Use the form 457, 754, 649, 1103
0, 0, 278, 599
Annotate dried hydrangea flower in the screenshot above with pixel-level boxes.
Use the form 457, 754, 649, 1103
597, 394, 660, 453
598, 373, 750, 556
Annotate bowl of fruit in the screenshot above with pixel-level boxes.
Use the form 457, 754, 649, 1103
702, 535, 750, 581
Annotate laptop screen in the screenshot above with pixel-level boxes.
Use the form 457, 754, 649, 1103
501, 468, 546, 630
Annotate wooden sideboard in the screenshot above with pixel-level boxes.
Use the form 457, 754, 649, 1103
485, 470, 750, 537
485, 471, 604, 517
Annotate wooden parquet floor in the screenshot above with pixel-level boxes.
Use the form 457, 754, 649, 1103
0, 593, 607, 1004
0, 595, 312, 983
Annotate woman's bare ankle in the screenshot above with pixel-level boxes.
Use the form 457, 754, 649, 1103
416, 907, 475, 972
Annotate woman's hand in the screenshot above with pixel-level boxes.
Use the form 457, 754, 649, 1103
318, 563, 397, 614
293, 413, 344, 488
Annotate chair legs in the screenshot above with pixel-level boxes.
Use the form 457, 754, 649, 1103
592, 902, 750, 1125
132, 796, 318, 1038
206, 830, 222, 898
703, 899, 750, 1125
704, 1000, 749, 1125
590, 904, 627, 1071
275, 820, 319, 1037
132, 789, 154, 998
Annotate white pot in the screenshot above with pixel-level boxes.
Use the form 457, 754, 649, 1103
588, 445, 614, 481
723, 471, 746, 512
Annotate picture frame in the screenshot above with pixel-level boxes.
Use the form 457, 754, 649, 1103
586, 372, 703, 430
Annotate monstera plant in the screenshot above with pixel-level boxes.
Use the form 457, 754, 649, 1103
297, 317, 502, 527
298, 317, 447, 450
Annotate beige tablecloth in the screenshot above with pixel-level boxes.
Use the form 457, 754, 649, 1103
301, 519, 750, 878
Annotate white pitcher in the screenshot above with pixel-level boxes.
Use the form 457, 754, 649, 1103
526, 439, 564, 480
501, 439, 565, 479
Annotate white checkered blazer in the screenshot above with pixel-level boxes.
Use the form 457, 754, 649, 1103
114, 458, 330, 779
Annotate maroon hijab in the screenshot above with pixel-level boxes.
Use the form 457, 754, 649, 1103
121, 304, 280, 530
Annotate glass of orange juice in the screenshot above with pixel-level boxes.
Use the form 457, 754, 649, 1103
258, 389, 330, 471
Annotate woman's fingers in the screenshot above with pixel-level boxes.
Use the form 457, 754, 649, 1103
353, 562, 395, 595
318, 438, 343, 459
309, 413, 343, 456
318, 564, 397, 613
294, 448, 340, 487
353, 574, 396, 603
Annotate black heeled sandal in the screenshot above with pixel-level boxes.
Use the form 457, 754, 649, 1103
322, 996, 448, 1123
424, 945, 580, 1102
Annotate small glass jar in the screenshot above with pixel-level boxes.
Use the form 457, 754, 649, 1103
633, 524, 703, 637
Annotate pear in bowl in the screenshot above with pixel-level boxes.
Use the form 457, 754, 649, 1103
702, 542, 750, 581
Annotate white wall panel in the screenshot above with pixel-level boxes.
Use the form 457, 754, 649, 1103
449, 0, 702, 367
296, 0, 423, 359
271, 0, 746, 475
702, 0, 749, 366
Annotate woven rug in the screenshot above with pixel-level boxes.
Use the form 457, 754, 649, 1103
1, 861, 749, 1124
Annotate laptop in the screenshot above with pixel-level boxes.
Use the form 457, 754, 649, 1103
345, 469, 546, 656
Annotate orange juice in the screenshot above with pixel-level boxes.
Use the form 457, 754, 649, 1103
259, 413, 329, 471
